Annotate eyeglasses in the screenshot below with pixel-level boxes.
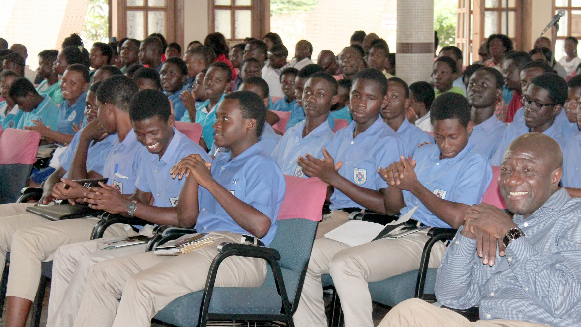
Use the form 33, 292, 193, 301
522, 96, 555, 111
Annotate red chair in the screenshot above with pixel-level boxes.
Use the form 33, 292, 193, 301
482, 166, 507, 209
271, 96, 283, 104
271, 110, 291, 134
0, 128, 41, 203
333, 119, 349, 133
175, 121, 203, 145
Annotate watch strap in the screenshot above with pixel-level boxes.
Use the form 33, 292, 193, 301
503, 227, 524, 248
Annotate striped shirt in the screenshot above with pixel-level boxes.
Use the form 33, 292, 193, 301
435, 188, 581, 326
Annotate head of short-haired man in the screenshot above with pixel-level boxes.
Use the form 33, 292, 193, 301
500, 133, 563, 218
302, 72, 338, 122
139, 36, 163, 68
92, 65, 123, 83
522, 73, 567, 133
565, 74, 581, 125
340, 46, 366, 81
239, 76, 270, 109
213, 91, 266, 157
501, 51, 531, 93
160, 57, 188, 93
9, 78, 45, 112
350, 68, 388, 132
95, 75, 140, 135
61, 64, 90, 105
430, 92, 474, 160
381, 77, 409, 131
130, 89, 175, 158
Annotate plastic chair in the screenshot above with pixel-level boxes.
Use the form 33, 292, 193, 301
0, 128, 41, 204
326, 171, 506, 326
175, 121, 203, 145
271, 96, 283, 104
154, 176, 327, 327
271, 110, 291, 134
332, 119, 349, 133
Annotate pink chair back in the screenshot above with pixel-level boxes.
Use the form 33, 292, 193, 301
428, 132, 435, 137
277, 176, 326, 222
481, 166, 507, 209
175, 121, 203, 145
272, 110, 291, 134
0, 128, 41, 164
271, 96, 283, 104
333, 119, 349, 133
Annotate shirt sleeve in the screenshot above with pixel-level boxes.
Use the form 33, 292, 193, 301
242, 157, 285, 221
449, 156, 493, 205
42, 103, 60, 131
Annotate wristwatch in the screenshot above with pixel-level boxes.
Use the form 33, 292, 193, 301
503, 227, 525, 248
127, 200, 138, 217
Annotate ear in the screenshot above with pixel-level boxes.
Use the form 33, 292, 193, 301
466, 120, 475, 135
330, 94, 339, 106
262, 97, 269, 109
552, 167, 563, 187
246, 118, 256, 134
495, 88, 503, 103
380, 94, 389, 111
403, 98, 410, 111
167, 114, 175, 128
82, 82, 90, 92
553, 104, 563, 117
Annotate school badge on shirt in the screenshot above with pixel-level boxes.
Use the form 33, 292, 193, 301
433, 189, 447, 199
68, 110, 76, 121
169, 197, 179, 207
294, 166, 304, 178
113, 181, 123, 193
8, 121, 14, 128
354, 168, 367, 185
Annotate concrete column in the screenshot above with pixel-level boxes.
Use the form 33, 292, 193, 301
396, 0, 434, 85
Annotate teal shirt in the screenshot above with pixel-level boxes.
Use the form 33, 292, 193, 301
185, 93, 226, 148
0, 102, 22, 130
328, 106, 352, 130
37, 80, 64, 105
17, 96, 59, 131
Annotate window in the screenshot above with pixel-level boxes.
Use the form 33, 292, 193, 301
111, 0, 184, 45
209, 0, 269, 43
554, 0, 581, 60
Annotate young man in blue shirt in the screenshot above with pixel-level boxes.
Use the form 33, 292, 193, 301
0, 75, 142, 327
9, 77, 59, 131
294, 92, 492, 327
71, 91, 285, 327
46, 89, 210, 327
467, 67, 507, 161
491, 73, 568, 166
271, 67, 298, 112
25, 64, 90, 145
381, 77, 432, 156
286, 64, 325, 130
160, 57, 189, 121
273, 72, 337, 176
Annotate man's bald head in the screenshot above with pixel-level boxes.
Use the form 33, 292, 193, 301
500, 133, 563, 217
317, 50, 338, 74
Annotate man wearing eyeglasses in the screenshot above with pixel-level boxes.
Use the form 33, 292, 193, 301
491, 73, 567, 166
562, 75, 581, 189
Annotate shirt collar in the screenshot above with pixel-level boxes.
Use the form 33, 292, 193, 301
201, 93, 226, 114
118, 129, 138, 149
478, 114, 503, 132
33, 96, 51, 114
428, 141, 475, 165
301, 119, 332, 138
416, 112, 431, 125
396, 118, 411, 133
158, 128, 182, 165
346, 115, 386, 139
514, 188, 570, 223
216, 142, 262, 165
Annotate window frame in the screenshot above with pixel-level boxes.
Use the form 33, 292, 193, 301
208, 0, 270, 44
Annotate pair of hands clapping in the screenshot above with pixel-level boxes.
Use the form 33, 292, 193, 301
170, 154, 213, 188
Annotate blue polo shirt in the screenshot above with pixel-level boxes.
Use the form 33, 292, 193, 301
469, 114, 507, 161
285, 102, 306, 130
403, 142, 491, 228
195, 143, 285, 246
394, 119, 433, 156
57, 92, 87, 135
210, 122, 281, 156
135, 129, 210, 207
16, 95, 59, 131
562, 132, 581, 188
272, 120, 334, 177
182, 93, 226, 148
166, 84, 188, 121
101, 129, 143, 194
327, 117, 407, 210
0, 103, 21, 130
513, 107, 578, 139
58, 129, 117, 176
490, 120, 567, 166
272, 96, 296, 112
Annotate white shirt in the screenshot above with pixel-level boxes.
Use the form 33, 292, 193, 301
261, 65, 285, 98
290, 57, 314, 71
559, 56, 581, 76
415, 112, 433, 133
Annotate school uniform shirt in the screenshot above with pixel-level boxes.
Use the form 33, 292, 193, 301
101, 129, 144, 195
36, 80, 64, 105
272, 96, 296, 112
261, 65, 285, 98
57, 92, 87, 135
401, 142, 492, 228
181, 93, 226, 149
285, 101, 306, 130
272, 120, 334, 177
166, 84, 188, 121
210, 122, 281, 156
58, 129, 117, 176
16, 95, 59, 131
415, 112, 433, 132
290, 58, 314, 71
559, 56, 581, 76
328, 106, 352, 131
469, 114, 507, 161
195, 143, 285, 246
513, 106, 578, 140
562, 132, 581, 188
0, 102, 20, 130
394, 118, 434, 156
490, 120, 567, 166
327, 117, 407, 210
135, 129, 210, 208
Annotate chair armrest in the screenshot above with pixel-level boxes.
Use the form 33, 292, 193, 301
441, 306, 479, 322
17, 188, 43, 203
415, 227, 458, 299
217, 242, 281, 261
90, 213, 150, 240
145, 226, 197, 252
354, 212, 399, 225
